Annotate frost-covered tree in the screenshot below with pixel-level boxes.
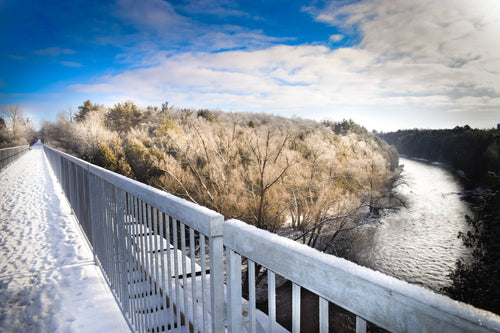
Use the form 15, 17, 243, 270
1, 104, 36, 146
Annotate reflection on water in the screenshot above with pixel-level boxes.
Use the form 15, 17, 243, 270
353, 158, 471, 291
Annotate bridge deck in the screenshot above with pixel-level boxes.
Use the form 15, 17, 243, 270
0, 144, 131, 332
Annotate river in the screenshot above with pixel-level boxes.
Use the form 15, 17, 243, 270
352, 157, 472, 292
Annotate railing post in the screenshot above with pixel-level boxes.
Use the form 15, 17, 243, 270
210, 232, 225, 332
227, 249, 242, 332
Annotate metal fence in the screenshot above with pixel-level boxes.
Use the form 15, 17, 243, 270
44, 145, 225, 332
0, 145, 29, 171
43, 145, 500, 333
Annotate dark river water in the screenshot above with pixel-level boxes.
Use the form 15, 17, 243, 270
352, 157, 472, 292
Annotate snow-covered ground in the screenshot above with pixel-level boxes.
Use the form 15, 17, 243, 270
0, 143, 131, 332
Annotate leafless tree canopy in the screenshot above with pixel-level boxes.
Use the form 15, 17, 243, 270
0, 104, 36, 147
42, 100, 401, 251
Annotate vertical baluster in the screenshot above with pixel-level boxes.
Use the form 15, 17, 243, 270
142, 201, 152, 332
190, 228, 198, 331
95, 177, 103, 268
112, 184, 119, 297
111, 184, 118, 288
111, 188, 118, 300
180, 223, 189, 327
152, 208, 161, 332
268, 270, 276, 333
146, 204, 156, 331
227, 249, 242, 333
135, 198, 146, 333
292, 283, 301, 333
248, 260, 256, 333
164, 215, 174, 327
89, 173, 98, 265
103, 180, 109, 273
319, 297, 328, 333
105, 184, 111, 288
105, 182, 111, 277
135, 197, 143, 331
102, 180, 109, 275
172, 219, 182, 330
158, 211, 167, 332
68, 161, 73, 211
356, 316, 367, 333
126, 194, 138, 330
200, 236, 208, 333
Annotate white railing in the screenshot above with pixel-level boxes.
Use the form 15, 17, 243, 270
224, 219, 500, 333
44, 145, 225, 332
43, 145, 500, 333
0, 145, 29, 170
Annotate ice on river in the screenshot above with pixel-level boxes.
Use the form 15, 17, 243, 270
0, 143, 130, 332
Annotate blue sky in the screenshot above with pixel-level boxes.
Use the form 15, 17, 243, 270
1, 0, 499, 131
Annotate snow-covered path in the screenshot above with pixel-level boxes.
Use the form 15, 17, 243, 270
0, 144, 130, 332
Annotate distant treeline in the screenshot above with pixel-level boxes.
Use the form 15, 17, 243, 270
379, 126, 500, 184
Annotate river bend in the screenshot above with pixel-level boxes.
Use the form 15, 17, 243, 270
353, 157, 471, 291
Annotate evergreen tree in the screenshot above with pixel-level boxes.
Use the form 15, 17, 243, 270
106, 101, 143, 132
74, 100, 100, 122
444, 173, 500, 314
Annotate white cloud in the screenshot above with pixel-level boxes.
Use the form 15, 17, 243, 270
329, 34, 344, 43
70, 0, 500, 131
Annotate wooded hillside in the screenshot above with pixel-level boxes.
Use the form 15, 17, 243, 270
41, 100, 399, 252
380, 126, 500, 184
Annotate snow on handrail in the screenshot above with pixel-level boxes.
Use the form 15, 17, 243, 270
224, 218, 500, 333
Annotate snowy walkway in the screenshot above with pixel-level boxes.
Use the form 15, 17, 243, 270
0, 144, 130, 332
